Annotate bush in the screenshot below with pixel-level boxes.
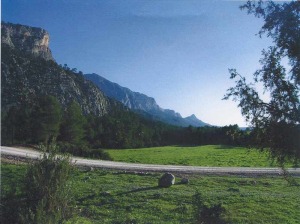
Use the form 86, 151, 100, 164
58, 142, 113, 160
193, 192, 226, 224
21, 143, 74, 223
0, 184, 23, 224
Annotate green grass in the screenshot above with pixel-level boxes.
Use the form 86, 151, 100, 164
2, 162, 300, 223
106, 145, 281, 167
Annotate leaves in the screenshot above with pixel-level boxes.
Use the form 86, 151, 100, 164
224, 1, 300, 165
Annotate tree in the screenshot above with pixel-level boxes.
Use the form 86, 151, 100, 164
224, 1, 300, 166
59, 101, 86, 145
1, 106, 18, 145
31, 96, 62, 144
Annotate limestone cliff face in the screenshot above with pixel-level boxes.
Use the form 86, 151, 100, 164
85, 73, 162, 111
1, 22, 110, 116
1, 22, 54, 61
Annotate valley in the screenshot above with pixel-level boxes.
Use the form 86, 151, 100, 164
2, 0, 300, 223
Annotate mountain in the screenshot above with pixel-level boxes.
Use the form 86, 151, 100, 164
1, 22, 209, 127
85, 73, 209, 127
1, 22, 110, 116
2, 22, 54, 61
184, 114, 208, 127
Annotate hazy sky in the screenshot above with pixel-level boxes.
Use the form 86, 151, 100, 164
2, 0, 272, 126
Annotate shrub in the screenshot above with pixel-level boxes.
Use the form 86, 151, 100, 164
58, 142, 113, 160
193, 192, 226, 224
20, 143, 74, 223
0, 184, 23, 224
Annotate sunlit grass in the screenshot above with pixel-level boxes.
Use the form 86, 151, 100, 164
106, 145, 282, 167
2, 162, 299, 224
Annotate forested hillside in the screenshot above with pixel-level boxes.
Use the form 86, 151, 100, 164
1, 22, 251, 156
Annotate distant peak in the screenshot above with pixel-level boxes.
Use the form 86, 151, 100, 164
186, 114, 197, 119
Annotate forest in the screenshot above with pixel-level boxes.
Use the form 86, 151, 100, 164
1, 94, 252, 158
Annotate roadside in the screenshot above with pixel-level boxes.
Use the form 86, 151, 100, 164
2, 146, 300, 177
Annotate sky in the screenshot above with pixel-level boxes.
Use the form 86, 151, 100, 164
2, 0, 273, 127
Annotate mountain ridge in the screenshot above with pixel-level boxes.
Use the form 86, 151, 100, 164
85, 73, 209, 127
1, 22, 111, 116
1, 21, 209, 128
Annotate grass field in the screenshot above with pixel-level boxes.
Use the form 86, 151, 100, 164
2, 162, 300, 223
106, 145, 282, 167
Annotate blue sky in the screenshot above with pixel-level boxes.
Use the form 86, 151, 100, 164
2, 0, 272, 126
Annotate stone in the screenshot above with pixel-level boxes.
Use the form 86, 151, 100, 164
100, 191, 111, 196
88, 166, 94, 172
158, 173, 175, 188
180, 178, 189, 184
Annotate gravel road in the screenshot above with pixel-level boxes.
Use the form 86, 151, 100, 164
2, 146, 300, 176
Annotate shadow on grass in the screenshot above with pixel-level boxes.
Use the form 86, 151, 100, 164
175, 144, 239, 149
215, 145, 237, 150
118, 186, 160, 195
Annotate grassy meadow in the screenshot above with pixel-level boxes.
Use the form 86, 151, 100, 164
2, 162, 300, 224
106, 145, 281, 167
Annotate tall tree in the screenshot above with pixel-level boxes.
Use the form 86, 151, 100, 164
31, 96, 62, 144
1, 107, 18, 145
59, 101, 86, 145
224, 1, 300, 165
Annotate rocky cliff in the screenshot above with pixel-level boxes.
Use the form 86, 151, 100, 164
85, 73, 162, 111
85, 73, 209, 127
1, 22, 110, 116
2, 22, 54, 61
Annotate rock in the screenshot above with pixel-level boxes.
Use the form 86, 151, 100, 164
88, 166, 94, 172
180, 178, 189, 184
100, 191, 111, 196
158, 173, 175, 188
1, 22, 54, 61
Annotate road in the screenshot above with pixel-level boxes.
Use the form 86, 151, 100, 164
2, 146, 300, 176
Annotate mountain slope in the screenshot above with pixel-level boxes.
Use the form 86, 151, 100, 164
1, 22, 110, 116
85, 73, 209, 127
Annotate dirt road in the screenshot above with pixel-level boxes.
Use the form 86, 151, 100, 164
2, 146, 300, 176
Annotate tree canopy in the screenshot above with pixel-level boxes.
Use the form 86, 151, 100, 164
31, 96, 62, 144
224, 0, 300, 165
59, 101, 86, 145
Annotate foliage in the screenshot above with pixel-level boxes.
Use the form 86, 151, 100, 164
193, 192, 226, 224
1, 97, 256, 150
1, 106, 21, 145
31, 96, 62, 144
59, 101, 87, 145
1, 96, 62, 145
20, 143, 74, 223
224, 0, 300, 165
0, 165, 25, 224
1, 144, 74, 224
58, 142, 112, 160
